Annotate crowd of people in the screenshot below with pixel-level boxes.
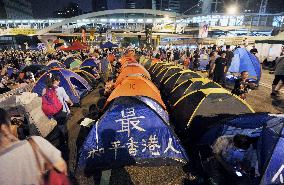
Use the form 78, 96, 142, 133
0, 42, 282, 185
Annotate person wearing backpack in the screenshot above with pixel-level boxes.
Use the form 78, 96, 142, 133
42, 74, 73, 161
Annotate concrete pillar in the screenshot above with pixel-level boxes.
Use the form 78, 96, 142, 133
202, 0, 212, 14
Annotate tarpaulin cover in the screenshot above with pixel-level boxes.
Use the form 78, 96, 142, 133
78, 96, 188, 170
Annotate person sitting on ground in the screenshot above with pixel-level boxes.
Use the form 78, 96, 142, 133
213, 134, 256, 178
0, 108, 68, 185
232, 71, 256, 100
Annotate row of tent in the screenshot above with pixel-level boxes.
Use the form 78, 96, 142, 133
78, 55, 189, 171
141, 56, 284, 185
31, 57, 101, 105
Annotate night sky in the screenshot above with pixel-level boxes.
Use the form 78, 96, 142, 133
32, 0, 92, 18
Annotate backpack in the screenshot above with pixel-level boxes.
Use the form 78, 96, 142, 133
42, 88, 63, 117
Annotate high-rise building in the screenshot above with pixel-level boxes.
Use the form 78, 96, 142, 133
0, 0, 33, 19
54, 3, 83, 18
202, 0, 264, 14
156, 0, 181, 13
92, 0, 154, 12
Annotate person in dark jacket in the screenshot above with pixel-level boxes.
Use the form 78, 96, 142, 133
232, 71, 256, 100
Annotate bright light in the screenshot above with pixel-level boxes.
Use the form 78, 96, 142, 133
227, 5, 238, 15
164, 15, 169, 19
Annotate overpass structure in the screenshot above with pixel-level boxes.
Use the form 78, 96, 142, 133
0, 9, 283, 38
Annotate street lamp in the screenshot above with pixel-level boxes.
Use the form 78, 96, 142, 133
227, 5, 238, 15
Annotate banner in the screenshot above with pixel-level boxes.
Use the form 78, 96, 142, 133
198, 22, 209, 38
9, 28, 36, 35
106, 30, 112, 41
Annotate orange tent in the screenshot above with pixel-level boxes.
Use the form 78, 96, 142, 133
120, 56, 137, 66
106, 76, 166, 109
115, 64, 151, 87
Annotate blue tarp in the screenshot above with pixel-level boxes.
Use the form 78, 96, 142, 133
32, 68, 91, 104
101, 41, 118, 49
78, 96, 188, 170
229, 48, 261, 81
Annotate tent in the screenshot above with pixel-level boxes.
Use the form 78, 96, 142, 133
154, 66, 183, 87
229, 48, 261, 81
148, 62, 165, 75
198, 113, 270, 146
168, 78, 221, 106
161, 70, 202, 97
106, 76, 166, 109
78, 96, 188, 170
120, 56, 137, 66
115, 64, 151, 87
80, 58, 98, 69
32, 68, 91, 105
64, 57, 82, 70
258, 115, 284, 185
74, 70, 98, 87
151, 64, 173, 78
61, 41, 88, 51
255, 31, 284, 44
100, 41, 118, 49
21, 64, 48, 75
47, 60, 65, 69
171, 88, 254, 142
144, 58, 160, 70
80, 66, 100, 79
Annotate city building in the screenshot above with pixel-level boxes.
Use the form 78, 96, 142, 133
0, 0, 33, 19
54, 3, 83, 18
155, 0, 181, 13
201, 0, 284, 14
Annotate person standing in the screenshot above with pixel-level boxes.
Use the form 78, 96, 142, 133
0, 108, 68, 185
271, 55, 284, 96
192, 50, 200, 72
42, 75, 73, 161
211, 52, 228, 86
99, 53, 112, 84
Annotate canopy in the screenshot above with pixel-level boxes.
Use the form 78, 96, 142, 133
100, 41, 118, 49
229, 48, 261, 81
169, 78, 220, 106
61, 41, 88, 51
32, 68, 91, 105
115, 64, 151, 87
106, 76, 166, 109
172, 88, 254, 142
255, 31, 284, 44
78, 96, 188, 170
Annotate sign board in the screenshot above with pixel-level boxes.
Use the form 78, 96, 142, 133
198, 22, 209, 38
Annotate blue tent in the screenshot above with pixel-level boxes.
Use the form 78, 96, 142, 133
80, 58, 98, 69
32, 68, 91, 105
80, 66, 99, 79
47, 61, 65, 69
258, 115, 284, 185
228, 48, 261, 81
78, 96, 188, 170
198, 113, 270, 146
101, 41, 118, 49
